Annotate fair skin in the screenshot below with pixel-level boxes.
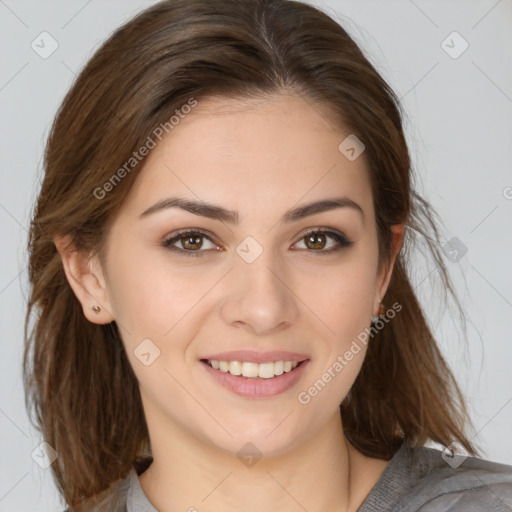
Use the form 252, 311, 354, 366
55, 92, 404, 512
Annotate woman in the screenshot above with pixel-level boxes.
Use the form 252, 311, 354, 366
23, 0, 512, 510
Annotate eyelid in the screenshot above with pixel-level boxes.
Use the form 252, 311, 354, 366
295, 226, 349, 241
163, 227, 219, 243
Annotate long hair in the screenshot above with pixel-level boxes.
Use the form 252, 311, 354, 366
23, 0, 479, 508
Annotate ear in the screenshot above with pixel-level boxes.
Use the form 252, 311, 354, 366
53, 234, 115, 324
373, 224, 405, 316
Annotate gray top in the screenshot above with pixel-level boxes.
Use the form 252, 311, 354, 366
68, 442, 512, 511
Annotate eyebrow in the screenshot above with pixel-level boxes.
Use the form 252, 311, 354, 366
139, 195, 364, 224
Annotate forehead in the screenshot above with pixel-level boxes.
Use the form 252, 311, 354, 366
121, 92, 373, 223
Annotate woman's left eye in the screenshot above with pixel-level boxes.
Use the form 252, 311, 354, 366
292, 229, 353, 254
162, 229, 353, 256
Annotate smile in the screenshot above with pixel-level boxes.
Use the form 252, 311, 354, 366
200, 358, 310, 398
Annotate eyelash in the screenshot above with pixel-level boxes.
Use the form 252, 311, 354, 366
162, 228, 354, 257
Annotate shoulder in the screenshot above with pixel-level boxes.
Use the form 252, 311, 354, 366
405, 445, 512, 511
398, 444, 512, 511
360, 443, 512, 512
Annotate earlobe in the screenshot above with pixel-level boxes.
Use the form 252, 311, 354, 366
53, 234, 115, 325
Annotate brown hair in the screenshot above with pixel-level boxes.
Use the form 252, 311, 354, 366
23, 0, 480, 508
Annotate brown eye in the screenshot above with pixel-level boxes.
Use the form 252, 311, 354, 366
294, 229, 353, 254
162, 230, 218, 256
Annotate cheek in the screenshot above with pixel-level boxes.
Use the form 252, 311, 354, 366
301, 250, 377, 383
105, 243, 198, 337
310, 255, 376, 327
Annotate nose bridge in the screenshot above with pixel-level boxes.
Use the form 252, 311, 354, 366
238, 248, 283, 296
219, 236, 299, 334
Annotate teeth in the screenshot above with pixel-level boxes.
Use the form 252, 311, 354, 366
228, 361, 242, 375
274, 361, 284, 376
207, 359, 301, 378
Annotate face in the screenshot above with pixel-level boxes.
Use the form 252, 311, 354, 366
83, 92, 399, 457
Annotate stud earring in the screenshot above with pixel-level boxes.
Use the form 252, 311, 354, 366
91, 305, 101, 313
371, 299, 385, 323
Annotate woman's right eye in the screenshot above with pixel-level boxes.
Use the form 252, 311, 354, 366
162, 230, 220, 256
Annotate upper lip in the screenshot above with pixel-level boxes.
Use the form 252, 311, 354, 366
200, 350, 310, 364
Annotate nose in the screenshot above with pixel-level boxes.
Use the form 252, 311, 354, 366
219, 248, 299, 336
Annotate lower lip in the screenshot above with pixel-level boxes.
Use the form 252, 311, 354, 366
200, 360, 310, 399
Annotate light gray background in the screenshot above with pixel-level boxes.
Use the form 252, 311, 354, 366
1, 0, 511, 510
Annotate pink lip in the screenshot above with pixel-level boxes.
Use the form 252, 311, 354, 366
200, 350, 309, 364
200, 359, 310, 399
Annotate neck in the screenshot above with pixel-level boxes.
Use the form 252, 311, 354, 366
138, 412, 388, 512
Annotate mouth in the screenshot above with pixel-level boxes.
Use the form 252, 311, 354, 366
200, 358, 308, 379
199, 358, 310, 399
